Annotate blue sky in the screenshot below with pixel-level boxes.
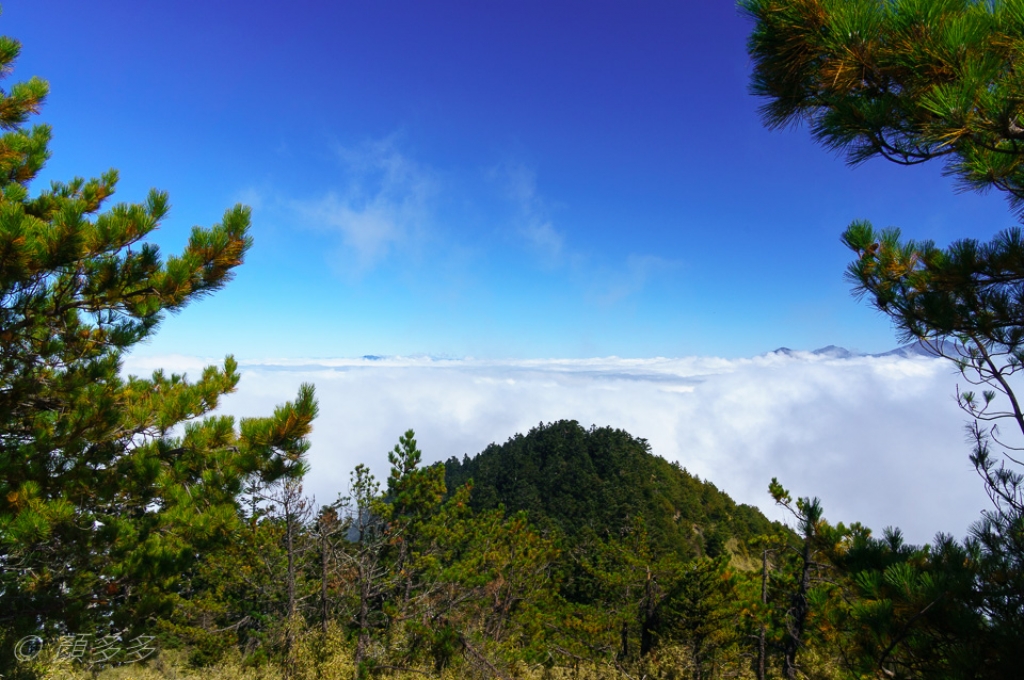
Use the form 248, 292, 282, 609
6, 1, 1018, 360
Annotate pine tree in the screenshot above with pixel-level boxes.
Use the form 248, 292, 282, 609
0, 25, 317, 672
742, 0, 1024, 204
743, 3, 1024, 674
834, 526, 987, 678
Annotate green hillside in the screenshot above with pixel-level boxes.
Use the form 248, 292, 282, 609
444, 420, 779, 560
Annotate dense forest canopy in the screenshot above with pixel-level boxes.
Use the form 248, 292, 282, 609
445, 420, 780, 560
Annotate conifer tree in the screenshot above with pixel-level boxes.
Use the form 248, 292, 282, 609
767, 480, 827, 680
0, 24, 317, 670
743, 0, 1024, 203
743, 3, 1024, 673
340, 463, 390, 669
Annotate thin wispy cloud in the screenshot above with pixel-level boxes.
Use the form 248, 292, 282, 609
522, 221, 565, 263
493, 163, 566, 264
589, 254, 679, 305
233, 186, 266, 213
494, 163, 679, 303
295, 138, 437, 275
123, 350, 990, 545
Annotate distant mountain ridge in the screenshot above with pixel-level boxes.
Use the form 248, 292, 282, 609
353, 341, 957, 365
769, 339, 958, 359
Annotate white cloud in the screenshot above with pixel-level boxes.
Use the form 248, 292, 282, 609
493, 163, 680, 302
590, 254, 679, 305
233, 187, 266, 212
295, 138, 436, 274
522, 220, 565, 262
122, 351, 994, 546
495, 163, 566, 264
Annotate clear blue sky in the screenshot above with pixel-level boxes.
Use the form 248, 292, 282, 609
7, 1, 1017, 359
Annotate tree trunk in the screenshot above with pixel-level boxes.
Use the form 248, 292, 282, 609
639, 567, 658, 657
320, 525, 330, 636
783, 541, 813, 680
758, 548, 768, 680
285, 507, 297, 655
355, 561, 371, 665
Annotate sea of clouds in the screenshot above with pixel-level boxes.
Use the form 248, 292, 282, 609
123, 350, 994, 545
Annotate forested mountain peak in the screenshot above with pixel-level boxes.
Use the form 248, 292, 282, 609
444, 420, 779, 560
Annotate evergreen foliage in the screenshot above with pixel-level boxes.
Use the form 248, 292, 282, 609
0, 24, 317, 676
444, 420, 779, 560
744, 1, 1024, 675
742, 0, 1024, 207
